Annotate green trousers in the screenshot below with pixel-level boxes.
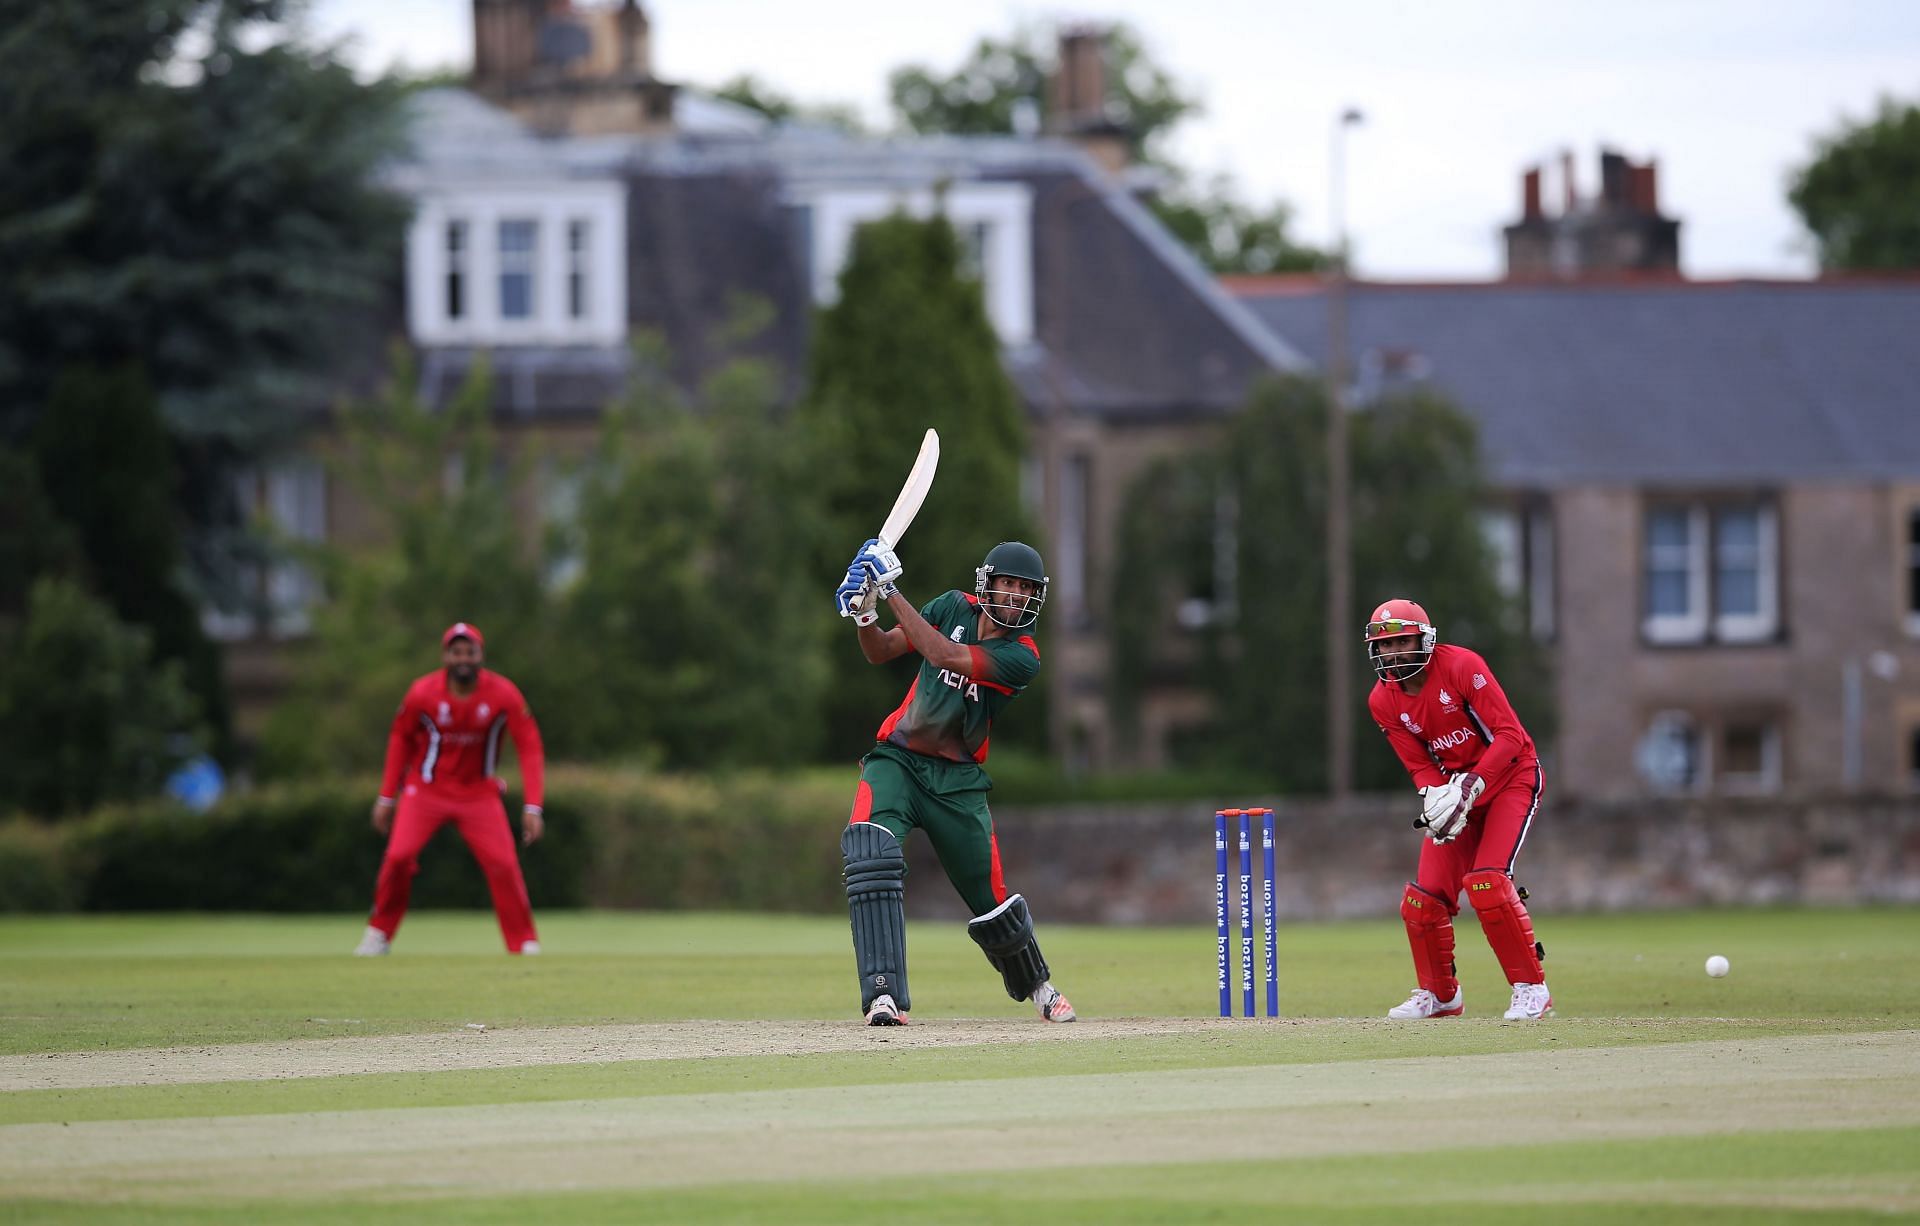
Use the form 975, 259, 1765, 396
851, 743, 1004, 916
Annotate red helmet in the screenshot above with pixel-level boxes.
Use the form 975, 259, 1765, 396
1364, 599, 1436, 683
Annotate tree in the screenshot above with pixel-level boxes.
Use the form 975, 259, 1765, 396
888, 24, 1193, 165
711, 74, 865, 133
796, 212, 1039, 755
256, 355, 546, 779
1110, 376, 1549, 791
541, 335, 832, 767
1150, 176, 1328, 275
0, 0, 410, 446
885, 23, 1326, 275
33, 365, 229, 749
1789, 97, 1920, 270
0, 578, 203, 818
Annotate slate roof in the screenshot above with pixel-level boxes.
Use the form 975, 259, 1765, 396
391, 89, 1297, 421
1230, 277, 1920, 486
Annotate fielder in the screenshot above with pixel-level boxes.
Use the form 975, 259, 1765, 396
1364, 599, 1553, 1020
354, 622, 546, 956
832, 540, 1076, 1026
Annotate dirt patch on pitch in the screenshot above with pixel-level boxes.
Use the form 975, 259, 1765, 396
0, 1015, 1242, 1091
3, 1031, 1917, 1207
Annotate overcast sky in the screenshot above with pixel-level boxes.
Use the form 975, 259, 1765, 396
311, 0, 1920, 279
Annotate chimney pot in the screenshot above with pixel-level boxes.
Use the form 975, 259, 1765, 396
1522, 167, 1543, 220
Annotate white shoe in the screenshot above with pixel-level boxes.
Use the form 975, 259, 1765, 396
518, 941, 541, 956
352, 926, 390, 957
1034, 981, 1077, 1022
1387, 987, 1464, 1019
865, 993, 908, 1026
1504, 982, 1553, 1020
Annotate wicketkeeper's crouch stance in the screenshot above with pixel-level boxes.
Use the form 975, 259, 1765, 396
354, 622, 546, 957
1365, 598, 1553, 1021
831, 540, 1076, 1026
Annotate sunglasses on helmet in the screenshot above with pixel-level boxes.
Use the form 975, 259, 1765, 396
1366, 618, 1426, 637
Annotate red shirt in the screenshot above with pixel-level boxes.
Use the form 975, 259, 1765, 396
379, 669, 545, 808
1367, 643, 1536, 795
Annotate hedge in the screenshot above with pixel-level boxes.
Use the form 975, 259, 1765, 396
0, 765, 857, 914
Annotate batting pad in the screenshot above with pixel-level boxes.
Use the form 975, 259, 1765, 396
842, 823, 910, 1013
967, 893, 1051, 1002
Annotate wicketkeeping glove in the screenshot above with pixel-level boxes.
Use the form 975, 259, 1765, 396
1416, 772, 1485, 844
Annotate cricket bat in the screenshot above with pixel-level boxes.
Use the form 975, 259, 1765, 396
878, 427, 940, 551
842, 428, 939, 622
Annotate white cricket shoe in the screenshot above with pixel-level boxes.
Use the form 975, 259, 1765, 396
1504, 982, 1554, 1020
518, 941, 541, 956
864, 993, 908, 1026
1387, 987, 1464, 1019
1034, 981, 1077, 1022
352, 926, 390, 957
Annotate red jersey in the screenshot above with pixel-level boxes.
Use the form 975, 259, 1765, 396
379, 669, 545, 807
1367, 643, 1536, 795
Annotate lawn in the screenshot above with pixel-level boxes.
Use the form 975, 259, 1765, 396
1, 907, 1915, 1222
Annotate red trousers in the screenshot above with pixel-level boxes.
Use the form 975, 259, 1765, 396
1412, 763, 1544, 902
369, 785, 538, 952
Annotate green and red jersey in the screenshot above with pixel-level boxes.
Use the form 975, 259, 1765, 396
874, 590, 1041, 771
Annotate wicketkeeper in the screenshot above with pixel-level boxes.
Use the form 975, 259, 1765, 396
354, 622, 546, 956
1364, 598, 1553, 1020
831, 539, 1076, 1026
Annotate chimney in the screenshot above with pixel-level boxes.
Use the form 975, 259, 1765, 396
472, 0, 542, 89
616, 0, 650, 76
1051, 27, 1108, 129
1047, 26, 1133, 177
1504, 145, 1682, 279
1599, 149, 1630, 207
1631, 161, 1659, 214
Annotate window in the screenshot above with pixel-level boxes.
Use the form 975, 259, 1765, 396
1479, 501, 1555, 642
200, 463, 328, 642
806, 183, 1034, 344
265, 462, 327, 638
567, 219, 590, 321
498, 219, 538, 321
1642, 500, 1777, 644
445, 220, 468, 320
1636, 710, 1705, 794
1906, 507, 1920, 635
957, 220, 992, 282
1718, 720, 1781, 795
405, 183, 625, 345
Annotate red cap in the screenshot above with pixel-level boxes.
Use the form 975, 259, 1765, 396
442, 622, 484, 649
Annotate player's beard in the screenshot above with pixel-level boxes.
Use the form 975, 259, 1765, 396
448, 663, 478, 686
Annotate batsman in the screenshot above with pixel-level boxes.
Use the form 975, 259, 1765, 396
831, 538, 1077, 1026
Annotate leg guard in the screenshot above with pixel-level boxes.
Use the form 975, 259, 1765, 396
967, 893, 1050, 1002
843, 823, 910, 1013
1465, 869, 1545, 985
1400, 883, 1460, 1001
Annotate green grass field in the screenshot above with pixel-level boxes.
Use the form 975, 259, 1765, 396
2, 907, 1917, 1223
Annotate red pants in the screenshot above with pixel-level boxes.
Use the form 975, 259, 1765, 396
369, 785, 538, 952
1402, 763, 1546, 996
1413, 763, 1544, 902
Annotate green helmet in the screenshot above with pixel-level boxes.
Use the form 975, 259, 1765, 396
975, 541, 1049, 630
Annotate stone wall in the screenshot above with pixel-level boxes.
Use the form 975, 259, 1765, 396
902, 794, 1920, 923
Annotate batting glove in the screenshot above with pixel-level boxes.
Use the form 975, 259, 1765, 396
858, 541, 903, 586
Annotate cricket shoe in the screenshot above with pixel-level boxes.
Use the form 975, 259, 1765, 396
1387, 987, 1464, 1019
1504, 982, 1554, 1020
864, 994, 908, 1026
518, 941, 541, 956
1034, 981, 1077, 1023
352, 926, 391, 957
